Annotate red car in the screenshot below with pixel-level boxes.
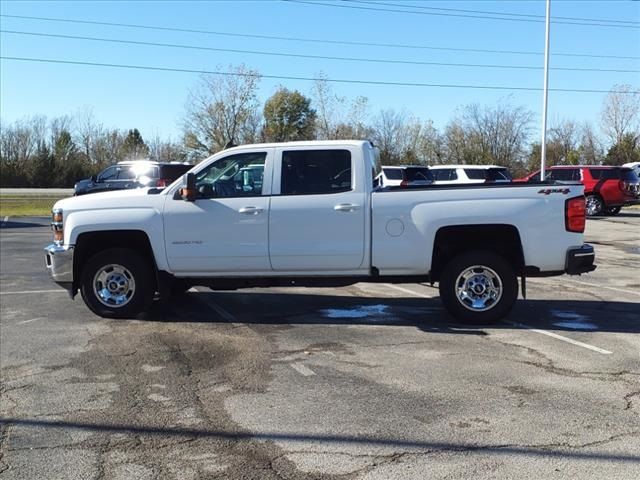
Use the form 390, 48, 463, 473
519, 165, 640, 216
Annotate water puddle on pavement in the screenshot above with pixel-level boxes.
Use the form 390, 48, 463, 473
320, 304, 391, 320
551, 310, 598, 330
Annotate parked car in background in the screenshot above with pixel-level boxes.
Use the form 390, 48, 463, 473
623, 161, 640, 178
381, 166, 434, 187
74, 161, 192, 196
518, 165, 640, 216
430, 165, 513, 185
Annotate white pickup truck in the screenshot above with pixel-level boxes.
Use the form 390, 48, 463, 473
45, 140, 595, 323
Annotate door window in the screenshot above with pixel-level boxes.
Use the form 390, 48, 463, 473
383, 168, 404, 180
280, 149, 352, 195
589, 168, 619, 180
194, 152, 266, 198
549, 169, 580, 181
98, 166, 118, 181
464, 169, 487, 180
433, 169, 457, 181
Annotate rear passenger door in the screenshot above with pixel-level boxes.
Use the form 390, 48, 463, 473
269, 147, 366, 272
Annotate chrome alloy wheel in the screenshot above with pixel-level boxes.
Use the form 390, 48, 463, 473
585, 196, 602, 216
93, 264, 136, 308
455, 265, 503, 312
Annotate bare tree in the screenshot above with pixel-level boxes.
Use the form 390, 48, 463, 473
601, 84, 640, 146
578, 122, 603, 165
370, 109, 409, 164
548, 118, 579, 164
0, 116, 46, 169
75, 107, 104, 164
311, 75, 371, 140
445, 102, 533, 169
311, 74, 340, 140
183, 65, 261, 157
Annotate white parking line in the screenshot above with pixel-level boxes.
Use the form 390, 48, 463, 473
193, 287, 241, 326
290, 363, 316, 376
0, 289, 66, 295
528, 277, 637, 297
383, 284, 613, 355
564, 279, 638, 297
507, 321, 613, 355
383, 283, 435, 298
16, 317, 45, 325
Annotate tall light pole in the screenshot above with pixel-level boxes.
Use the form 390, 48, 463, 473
540, 0, 551, 181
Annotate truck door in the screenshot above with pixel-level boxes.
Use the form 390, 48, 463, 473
163, 149, 273, 274
269, 147, 366, 271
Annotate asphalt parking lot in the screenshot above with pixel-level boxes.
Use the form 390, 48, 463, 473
1, 212, 639, 479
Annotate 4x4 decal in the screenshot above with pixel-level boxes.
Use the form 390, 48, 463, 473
538, 188, 571, 195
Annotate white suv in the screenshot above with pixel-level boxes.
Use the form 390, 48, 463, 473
430, 165, 512, 184
382, 166, 434, 187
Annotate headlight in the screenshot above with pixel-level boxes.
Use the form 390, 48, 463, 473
52, 208, 64, 244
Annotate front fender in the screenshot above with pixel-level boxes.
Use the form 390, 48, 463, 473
65, 208, 169, 271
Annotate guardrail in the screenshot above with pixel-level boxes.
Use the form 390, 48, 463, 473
0, 188, 74, 196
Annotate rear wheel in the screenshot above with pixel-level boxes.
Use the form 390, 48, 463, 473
439, 250, 518, 324
604, 206, 622, 216
80, 248, 155, 319
585, 194, 604, 216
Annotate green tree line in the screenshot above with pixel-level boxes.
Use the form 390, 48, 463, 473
1, 66, 638, 187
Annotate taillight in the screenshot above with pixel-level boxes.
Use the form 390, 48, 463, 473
400, 180, 408, 187
565, 196, 586, 233
156, 178, 167, 187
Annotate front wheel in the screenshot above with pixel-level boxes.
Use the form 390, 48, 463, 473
80, 248, 155, 319
439, 250, 518, 324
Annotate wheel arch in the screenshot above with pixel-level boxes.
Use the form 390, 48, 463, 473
430, 224, 524, 282
73, 230, 158, 294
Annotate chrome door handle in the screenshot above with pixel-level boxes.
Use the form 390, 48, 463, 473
239, 206, 264, 215
334, 203, 360, 212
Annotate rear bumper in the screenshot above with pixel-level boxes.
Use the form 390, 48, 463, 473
45, 244, 74, 295
565, 244, 596, 275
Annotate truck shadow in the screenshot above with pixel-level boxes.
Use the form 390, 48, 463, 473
2, 417, 639, 465
147, 291, 640, 335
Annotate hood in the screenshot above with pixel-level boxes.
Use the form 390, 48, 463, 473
74, 178, 93, 191
54, 187, 164, 213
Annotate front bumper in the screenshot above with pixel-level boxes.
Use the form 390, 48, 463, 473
566, 244, 596, 275
45, 244, 74, 294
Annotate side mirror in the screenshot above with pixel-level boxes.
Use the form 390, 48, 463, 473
91, 175, 98, 183
179, 172, 197, 201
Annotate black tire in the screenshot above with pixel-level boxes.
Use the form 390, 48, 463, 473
604, 206, 622, 216
585, 194, 604, 217
80, 248, 155, 319
439, 250, 518, 324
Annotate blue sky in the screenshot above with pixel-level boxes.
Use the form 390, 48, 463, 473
1, 0, 639, 142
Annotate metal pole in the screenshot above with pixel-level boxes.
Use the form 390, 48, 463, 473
540, 0, 551, 181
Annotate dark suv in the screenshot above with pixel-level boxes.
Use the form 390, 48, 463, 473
74, 161, 192, 196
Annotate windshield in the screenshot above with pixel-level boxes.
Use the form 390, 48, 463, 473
383, 168, 403, 180
405, 167, 434, 182
487, 168, 512, 181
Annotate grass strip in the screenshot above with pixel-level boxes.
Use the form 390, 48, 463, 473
0, 196, 67, 217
